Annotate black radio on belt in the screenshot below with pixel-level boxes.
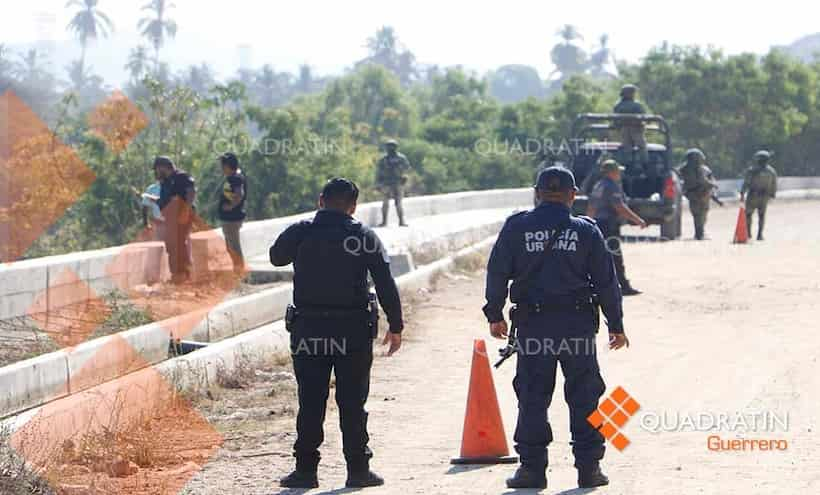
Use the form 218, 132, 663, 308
367, 292, 380, 338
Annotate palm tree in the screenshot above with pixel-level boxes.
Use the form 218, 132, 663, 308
253, 65, 292, 107
66, 0, 114, 75
589, 34, 614, 78
14, 49, 45, 83
65, 59, 92, 90
138, 0, 178, 70
125, 45, 151, 81
550, 25, 588, 81
296, 64, 314, 94
365, 26, 399, 66
557, 24, 583, 44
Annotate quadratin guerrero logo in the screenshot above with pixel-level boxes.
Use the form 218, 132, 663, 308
587, 386, 641, 451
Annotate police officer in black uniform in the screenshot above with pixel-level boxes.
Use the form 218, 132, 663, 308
271, 178, 404, 489
484, 167, 630, 489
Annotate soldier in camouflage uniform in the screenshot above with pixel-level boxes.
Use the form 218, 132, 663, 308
612, 85, 649, 168
376, 139, 410, 227
741, 150, 778, 241
677, 148, 717, 240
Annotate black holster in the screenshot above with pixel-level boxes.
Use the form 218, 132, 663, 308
367, 292, 380, 339
591, 294, 601, 333
285, 304, 297, 333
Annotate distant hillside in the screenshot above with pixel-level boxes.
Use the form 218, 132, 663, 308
774, 33, 820, 62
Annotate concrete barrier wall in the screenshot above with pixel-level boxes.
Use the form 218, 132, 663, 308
0, 189, 528, 321
0, 243, 167, 321
236, 188, 533, 258
715, 177, 820, 196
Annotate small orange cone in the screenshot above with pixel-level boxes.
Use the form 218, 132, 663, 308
450, 339, 518, 465
733, 206, 749, 244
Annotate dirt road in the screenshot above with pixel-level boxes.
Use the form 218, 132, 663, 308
183, 199, 820, 494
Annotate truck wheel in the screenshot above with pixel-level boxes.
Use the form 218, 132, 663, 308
661, 200, 683, 240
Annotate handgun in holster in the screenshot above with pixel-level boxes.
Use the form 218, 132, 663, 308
285, 304, 297, 333
367, 292, 380, 339
591, 294, 601, 333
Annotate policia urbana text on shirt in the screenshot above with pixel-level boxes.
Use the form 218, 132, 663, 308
483, 166, 630, 490
270, 178, 403, 490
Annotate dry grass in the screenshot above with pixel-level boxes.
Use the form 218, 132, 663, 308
453, 250, 488, 273
0, 424, 56, 495
215, 352, 258, 390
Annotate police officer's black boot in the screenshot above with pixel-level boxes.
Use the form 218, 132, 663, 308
280, 456, 319, 489
280, 469, 319, 489
578, 462, 609, 488
345, 467, 384, 488
621, 283, 642, 296
506, 465, 547, 489
695, 221, 705, 241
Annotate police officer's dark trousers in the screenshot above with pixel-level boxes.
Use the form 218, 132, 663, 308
596, 220, 628, 289
513, 309, 606, 469
290, 313, 374, 473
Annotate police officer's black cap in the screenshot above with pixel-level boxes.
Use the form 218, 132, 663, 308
322, 177, 360, 203
535, 166, 578, 192
153, 155, 174, 169
220, 151, 239, 169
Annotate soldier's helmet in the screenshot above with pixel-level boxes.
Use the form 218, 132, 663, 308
600, 159, 626, 173
620, 84, 638, 97
685, 148, 705, 162
384, 138, 399, 148
754, 150, 771, 162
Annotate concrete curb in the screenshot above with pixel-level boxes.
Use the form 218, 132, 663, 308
0, 351, 69, 418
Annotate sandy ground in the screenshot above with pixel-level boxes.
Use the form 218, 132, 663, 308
177, 199, 820, 495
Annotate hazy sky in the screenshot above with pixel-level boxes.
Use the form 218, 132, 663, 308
2, 0, 815, 78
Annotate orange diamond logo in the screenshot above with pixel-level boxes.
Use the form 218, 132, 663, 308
1, 90, 96, 263
88, 90, 149, 154
588, 386, 641, 451
10, 336, 223, 494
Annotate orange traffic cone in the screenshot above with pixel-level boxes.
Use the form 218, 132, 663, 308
733, 206, 749, 244
450, 339, 518, 465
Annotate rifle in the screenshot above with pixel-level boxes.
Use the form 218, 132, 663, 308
494, 306, 519, 368
710, 192, 724, 207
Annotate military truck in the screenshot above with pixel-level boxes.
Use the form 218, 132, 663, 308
567, 113, 683, 239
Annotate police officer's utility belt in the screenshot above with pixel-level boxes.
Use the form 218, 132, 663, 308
285, 293, 380, 338
513, 294, 601, 333
515, 297, 594, 315
290, 307, 369, 318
